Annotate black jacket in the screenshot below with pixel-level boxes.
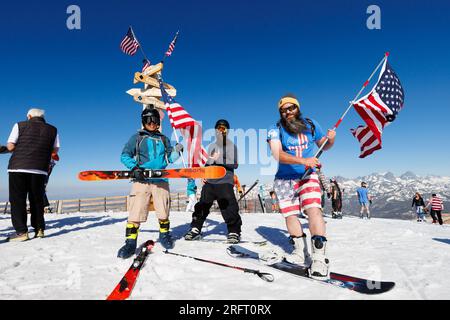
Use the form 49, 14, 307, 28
8, 117, 57, 172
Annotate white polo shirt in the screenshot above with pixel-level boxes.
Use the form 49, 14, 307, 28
7, 123, 60, 176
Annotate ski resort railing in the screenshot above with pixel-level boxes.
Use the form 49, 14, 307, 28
0, 194, 275, 215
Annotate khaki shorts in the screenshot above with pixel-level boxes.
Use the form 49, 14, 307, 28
128, 181, 170, 223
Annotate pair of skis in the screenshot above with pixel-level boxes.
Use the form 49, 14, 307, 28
108, 240, 395, 300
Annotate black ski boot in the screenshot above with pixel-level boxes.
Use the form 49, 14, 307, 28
117, 238, 137, 259
117, 223, 139, 259
184, 227, 201, 241
159, 219, 174, 249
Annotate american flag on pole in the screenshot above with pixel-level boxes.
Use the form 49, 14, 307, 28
120, 27, 140, 56
142, 59, 151, 72
159, 82, 208, 167
165, 31, 179, 57
350, 59, 405, 158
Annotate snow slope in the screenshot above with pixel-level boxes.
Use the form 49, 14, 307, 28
0, 211, 449, 300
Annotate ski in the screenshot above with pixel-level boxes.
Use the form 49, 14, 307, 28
227, 245, 395, 295
107, 240, 155, 300
238, 180, 259, 202
79, 166, 226, 181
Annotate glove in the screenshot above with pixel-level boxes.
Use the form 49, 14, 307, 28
0, 145, 9, 154
174, 143, 184, 153
131, 166, 146, 181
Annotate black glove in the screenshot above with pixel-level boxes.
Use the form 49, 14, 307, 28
0, 145, 9, 154
131, 166, 146, 181
174, 143, 184, 153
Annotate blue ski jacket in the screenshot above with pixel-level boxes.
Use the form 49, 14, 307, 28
121, 129, 180, 183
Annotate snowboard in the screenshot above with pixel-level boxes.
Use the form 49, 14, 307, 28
227, 245, 395, 295
188, 237, 267, 246
107, 240, 155, 300
78, 166, 226, 181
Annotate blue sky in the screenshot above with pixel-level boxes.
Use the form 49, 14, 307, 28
1, 0, 450, 201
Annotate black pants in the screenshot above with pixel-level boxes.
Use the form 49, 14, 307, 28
9, 172, 47, 234
191, 183, 242, 234
332, 198, 342, 212
430, 210, 443, 225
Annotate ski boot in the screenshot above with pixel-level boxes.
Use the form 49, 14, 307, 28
226, 232, 241, 244
286, 234, 312, 266
310, 235, 330, 280
6, 232, 29, 242
159, 219, 174, 249
117, 223, 139, 259
34, 229, 44, 238
184, 227, 201, 241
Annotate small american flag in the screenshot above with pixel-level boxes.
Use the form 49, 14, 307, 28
165, 31, 179, 57
351, 59, 405, 158
120, 27, 140, 56
142, 59, 151, 72
160, 81, 208, 166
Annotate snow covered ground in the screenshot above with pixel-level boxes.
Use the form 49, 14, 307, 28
0, 211, 449, 300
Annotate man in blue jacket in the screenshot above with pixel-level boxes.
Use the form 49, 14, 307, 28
118, 108, 182, 258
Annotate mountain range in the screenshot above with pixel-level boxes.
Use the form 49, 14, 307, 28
254, 172, 450, 220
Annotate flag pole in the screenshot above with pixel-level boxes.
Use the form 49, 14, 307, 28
156, 73, 187, 168
301, 52, 390, 179
129, 26, 150, 63
156, 30, 187, 168
160, 30, 179, 64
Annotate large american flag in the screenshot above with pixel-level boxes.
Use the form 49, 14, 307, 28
165, 31, 179, 57
350, 59, 405, 158
120, 27, 140, 56
159, 82, 208, 167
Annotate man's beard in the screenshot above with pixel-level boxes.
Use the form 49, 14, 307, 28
280, 113, 307, 135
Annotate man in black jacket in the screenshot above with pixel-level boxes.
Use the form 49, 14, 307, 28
4, 108, 59, 241
184, 119, 242, 243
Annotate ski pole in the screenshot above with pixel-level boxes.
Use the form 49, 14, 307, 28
301, 52, 390, 180
164, 250, 274, 282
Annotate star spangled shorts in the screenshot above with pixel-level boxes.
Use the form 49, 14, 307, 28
273, 173, 322, 218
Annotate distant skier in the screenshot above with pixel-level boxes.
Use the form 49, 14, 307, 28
330, 178, 343, 219
426, 193, 444, 225
267, 94, 336, 280
356, 182, 371, 219
118, 108, 183, 258
315, 164, 329, 213
269, 191, 279, 213
186, 178, 198, 213
411, 192, 426, 222
184, 119, 242, 244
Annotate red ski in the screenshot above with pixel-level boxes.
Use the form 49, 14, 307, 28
107, 240, 155, 300
79, 166, 226, 181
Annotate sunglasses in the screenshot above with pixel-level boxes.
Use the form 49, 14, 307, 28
216, 126, 228, 132
279, 105, 298, 114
